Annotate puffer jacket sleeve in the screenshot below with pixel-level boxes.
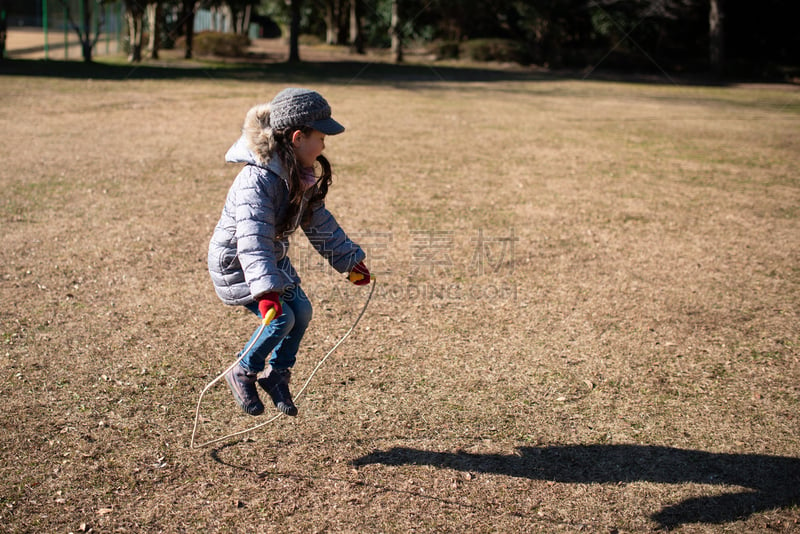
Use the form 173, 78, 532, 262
302, 201, 365, 274
234, 167, 288, 297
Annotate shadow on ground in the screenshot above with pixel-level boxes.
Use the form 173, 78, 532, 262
0, 57, 547, 83
0, 57, 739, 88
352, 444, 800, 529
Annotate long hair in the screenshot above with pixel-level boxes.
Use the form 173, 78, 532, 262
242, 103, 332, 234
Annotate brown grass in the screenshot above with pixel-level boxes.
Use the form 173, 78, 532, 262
1, 55, 799, 533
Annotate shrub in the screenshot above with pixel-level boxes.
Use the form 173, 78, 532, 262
298, 33, 324, 46
191, 31, 250, 57
461, 38, 528, 64
429, 40, 460, 60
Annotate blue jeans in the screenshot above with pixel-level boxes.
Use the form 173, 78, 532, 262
239, 285, 313, 373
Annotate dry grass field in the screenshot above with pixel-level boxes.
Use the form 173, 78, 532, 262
1, 52, 799, 533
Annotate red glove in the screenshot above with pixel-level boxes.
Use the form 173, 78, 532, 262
349, 261, 371, 286
258, 292, 282, 320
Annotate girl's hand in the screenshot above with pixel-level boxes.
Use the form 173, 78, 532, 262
349, 261, 371, 286
258, 292, 283, 319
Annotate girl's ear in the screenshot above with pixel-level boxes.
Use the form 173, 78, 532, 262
291, 129, 304, 147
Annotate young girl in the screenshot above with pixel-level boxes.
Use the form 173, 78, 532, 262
208, 88, 370, 417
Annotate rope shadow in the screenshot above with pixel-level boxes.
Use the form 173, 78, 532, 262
206, 440, 485, 515
351, 444, 800, 529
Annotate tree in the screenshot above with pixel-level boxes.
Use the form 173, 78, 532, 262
323, 0, 344, 45
181, 0, 197, 59
709, 0, 724, 75
228, 0, 258, 34
0, 0, 7, 61
124, 0, 145, 62
389, 0, 401, 62
256, 0, 303, 61
349, 0, 364, 54
146, 1, 163, 59
288, 0, 301, 62
205, 0, 257, 34
57, 0, 104, 62
584, 0, 706, 72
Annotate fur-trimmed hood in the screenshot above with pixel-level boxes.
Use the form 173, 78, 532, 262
225, 134, 284, 176
225, 134, 260, 166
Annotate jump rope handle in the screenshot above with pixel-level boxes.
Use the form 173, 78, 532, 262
262, 307, 277, 326
349, 271, 375, 284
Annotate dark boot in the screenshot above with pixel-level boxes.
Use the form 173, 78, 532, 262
225, 363, 264, 416
257, 367, 298, 416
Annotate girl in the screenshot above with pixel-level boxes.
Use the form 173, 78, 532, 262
208, 88, 370, 417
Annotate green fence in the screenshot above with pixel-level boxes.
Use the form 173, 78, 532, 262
5, 0, 125, 59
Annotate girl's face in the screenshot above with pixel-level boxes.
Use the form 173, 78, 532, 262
292, 129, 326, 168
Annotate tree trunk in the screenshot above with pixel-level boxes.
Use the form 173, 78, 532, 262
81, 0, 92, 62
239, 5, 252, 35
210, 7, 218, 32
183, 0, 195, 59
288, 0, 301, 63
324, 0, 348, 45
709, 0, 724, 75
325, 0, 336, 45
127, 10, 143, 62
349, 0, 364, 54
82, 41, 93, 62
336, 1, 347, 45
1, 0, 7, 61
390, 0, 402, 63
147, 2, 162, 60
58, 0, 103, 62
223, 5, 233, 32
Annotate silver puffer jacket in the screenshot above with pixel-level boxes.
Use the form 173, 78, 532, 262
208, 135, 365, 306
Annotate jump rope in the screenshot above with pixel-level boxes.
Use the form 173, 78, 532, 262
190, 272, 376, 449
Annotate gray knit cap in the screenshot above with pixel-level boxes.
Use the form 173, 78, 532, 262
269, 88, 345, 135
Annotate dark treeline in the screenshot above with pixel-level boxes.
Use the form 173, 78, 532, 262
2, 0, 797, 79
329, 0, 797, 77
